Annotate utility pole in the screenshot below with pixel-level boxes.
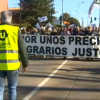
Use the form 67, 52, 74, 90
78, 4, 79, 21
20, 0, 21, 27
62, 0, 63, 27
50, 2, 53, 23
75, 10, 78, 19
78, 1, 84, 22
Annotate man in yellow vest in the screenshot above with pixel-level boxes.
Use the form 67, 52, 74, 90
0, 11, 28, 100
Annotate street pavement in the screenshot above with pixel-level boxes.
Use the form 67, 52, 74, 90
4, 57, 100, 100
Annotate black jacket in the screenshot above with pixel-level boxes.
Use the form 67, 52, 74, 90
0, 23, 28, 68
85, 30, 93, 36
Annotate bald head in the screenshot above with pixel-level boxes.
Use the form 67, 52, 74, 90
1, 11, 12, 24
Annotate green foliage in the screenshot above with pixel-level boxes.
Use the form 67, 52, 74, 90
21, 0, 56, 26
68, 17, 80, 26
59, 13, 70, 22
20, 22, 32, 28
12, 22, 31, 28
59, 13, 80, 26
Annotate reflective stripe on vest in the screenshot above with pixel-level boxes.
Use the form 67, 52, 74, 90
0, 50, 18, 53
0, 60, 20, 63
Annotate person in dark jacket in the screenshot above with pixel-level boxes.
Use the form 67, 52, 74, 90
85, 26, 93, 36
50, 28, 58, 35
72, 27, 82, 36
85, 26, 93, 61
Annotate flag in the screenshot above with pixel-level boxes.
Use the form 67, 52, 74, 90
38, 16, 48, 22
35, 23, 41, 29
70, 24, 76, 28
88, 0, 99, 18
46, 22, 53, 28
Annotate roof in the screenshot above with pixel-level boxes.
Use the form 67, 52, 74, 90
8, 8, 20, 11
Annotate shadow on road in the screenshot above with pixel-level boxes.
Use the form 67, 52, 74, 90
20, 70, 100, 80
4, 85, 100, 100
19, 73, 100, 83
57, 67, 100, 75
28, 56, 100, 62
28, 56, 65, 60
14, 86, 100, 92
71, 68, 100, 74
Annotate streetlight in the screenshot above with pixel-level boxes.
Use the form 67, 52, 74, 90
50, 2, 54, 23
81, 17, 84, 27
19, 0, 21, 27
78, 1, 84, 21
83, 10, 88, 26
75, 10, 78, 19
62, 0, 63, 26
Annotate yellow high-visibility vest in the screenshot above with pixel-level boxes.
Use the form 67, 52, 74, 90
0, 25, 21, 70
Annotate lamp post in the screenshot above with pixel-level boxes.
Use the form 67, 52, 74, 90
62, 0, 63, 26
78, 1, 84, 21
50, 2, 54, 23
20, 0, 21, 27
83, 10, 88, 26
75, 10, 78, 19
81, 17, 84, 27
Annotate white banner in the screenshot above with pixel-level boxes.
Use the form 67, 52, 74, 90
22, 35, 100, 58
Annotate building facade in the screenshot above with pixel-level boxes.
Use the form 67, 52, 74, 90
0, 0, 8, 12
0, 0, 8, 23
8, 8, 20, 24
0, 0, 20, 24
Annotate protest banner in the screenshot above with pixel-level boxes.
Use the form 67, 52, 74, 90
22, 35, 100, 58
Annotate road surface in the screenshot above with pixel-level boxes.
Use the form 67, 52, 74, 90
4, 57, 100, 100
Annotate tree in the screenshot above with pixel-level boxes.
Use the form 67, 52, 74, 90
68, 17, 80, 26
59, 13, 80, 26
21, 0, 56, 26
59, 13, 70, 22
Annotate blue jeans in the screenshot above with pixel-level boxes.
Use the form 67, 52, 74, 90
0, 70, 18, 100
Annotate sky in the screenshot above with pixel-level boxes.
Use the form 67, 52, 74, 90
8, 0, 99, 27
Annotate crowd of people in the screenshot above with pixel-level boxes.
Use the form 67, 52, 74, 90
21, 26, 100, 36
21, 25, 100, 59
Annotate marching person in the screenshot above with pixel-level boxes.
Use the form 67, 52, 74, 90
85, 26, 93, 61
0, 11, 28, 100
